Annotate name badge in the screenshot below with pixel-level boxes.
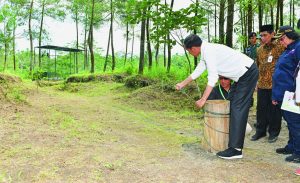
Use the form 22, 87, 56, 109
267, 55, 273, 63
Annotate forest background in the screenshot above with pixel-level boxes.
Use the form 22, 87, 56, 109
0, 0, 299, 81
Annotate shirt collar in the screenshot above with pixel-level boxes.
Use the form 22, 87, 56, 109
287, 39, 299, 50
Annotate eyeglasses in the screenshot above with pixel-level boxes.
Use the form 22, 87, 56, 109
219, 77, 229, 80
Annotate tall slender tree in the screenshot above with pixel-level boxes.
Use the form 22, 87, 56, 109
28, 0, 34, 72
146, 5, 152, 70
110, 0, 116, 71
138, 6, 146, 74
88, 0, 95, 73
219, 0, 226, 44
226, 0, 234, 47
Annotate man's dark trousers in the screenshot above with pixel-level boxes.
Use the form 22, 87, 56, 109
256, 89, 282, 137
283, 110, 300, 155
228, 63, 258, 148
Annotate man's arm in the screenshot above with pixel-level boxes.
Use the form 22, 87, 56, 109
176, 59, 206, 90
195, 85, 213, 108
175, 76, 193, 90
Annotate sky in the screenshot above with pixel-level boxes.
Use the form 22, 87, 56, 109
15, 1, 192, 55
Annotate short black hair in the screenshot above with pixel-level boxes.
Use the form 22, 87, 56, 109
183, 34, 202, 49
248, 32, 257, 38
259, 24, 274, 34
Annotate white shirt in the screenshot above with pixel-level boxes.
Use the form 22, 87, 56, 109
190, 42, 254, 87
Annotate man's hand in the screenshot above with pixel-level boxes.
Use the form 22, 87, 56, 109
195, 98, 206, 108
175, 83, 184, 91
272, 100, 278, 105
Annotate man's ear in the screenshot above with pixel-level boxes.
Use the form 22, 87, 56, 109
271, 32, 275, 36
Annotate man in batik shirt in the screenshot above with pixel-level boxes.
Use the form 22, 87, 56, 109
251, 24, 285, 143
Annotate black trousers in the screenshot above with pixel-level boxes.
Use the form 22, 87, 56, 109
256, 89, 282, 137
228, 63, 258, 148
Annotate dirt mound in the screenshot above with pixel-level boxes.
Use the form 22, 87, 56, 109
66, 73, 129, 83
0, 73, 22, 83
0, 73, 25, 103
124, 81, 203, 113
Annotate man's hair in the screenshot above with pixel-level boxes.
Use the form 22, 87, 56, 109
248, 32, 257, 38
183, 34, 202, 49
259, 24, 274, 34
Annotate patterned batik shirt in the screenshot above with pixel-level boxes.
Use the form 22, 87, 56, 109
256, 40, 285, 89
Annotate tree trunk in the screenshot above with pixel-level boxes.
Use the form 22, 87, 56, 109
124, 21, 129, 66
247, 0, 252, 36
104, 24, 111, 72
214, 0, 217, 39
138, 8, 146, 75
13, 19, 16, 70
167, 0, 174, 73
111, 0, 115, 71
276, 0, 280, 30
240, 5, 246, 52
219, 0, 225, 44
29, 0, 34, 72
258, 0, 263, 29
146, 6, 152, 70
279, 0, 283, 27
75, 9, 79, 73
184, 49, 192, 74
83, 10, 88, 70
130, 26, 134, 62
289, 0, 292, 26
3, 24, 7, 71
193, 0, 199, 68
155, 2, 159, 66
270, 4, 274, 26
38, 0, 45, 68
226, 0, 234, 47
89, 0, 95, 73
207, 14, 210, 42
292, 0, 295, 28
163, 39, 166, 67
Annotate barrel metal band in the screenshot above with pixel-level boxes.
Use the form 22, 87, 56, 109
203, 133, 220, 152
204, 115, 230, 118
203, 121, 229, 134
204, 109, 230, 116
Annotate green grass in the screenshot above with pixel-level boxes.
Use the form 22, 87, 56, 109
0, 51, 196, 81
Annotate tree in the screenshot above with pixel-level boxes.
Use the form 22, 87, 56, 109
88, 0, 95, 73
110, 0, 116, 71
138, 6, 146, 74
28, 0, 34, 72
146, 5, 153, 70
219, 0, 226, 44
225, 0, 234, 47
247, 0, 253, 36
0, 4, 15, 71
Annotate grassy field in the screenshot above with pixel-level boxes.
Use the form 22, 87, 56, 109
0, 75, 299, 182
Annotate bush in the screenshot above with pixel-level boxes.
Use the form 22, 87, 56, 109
125, 75, 156, 88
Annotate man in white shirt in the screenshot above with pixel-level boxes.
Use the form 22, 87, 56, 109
176, 34, 258, 159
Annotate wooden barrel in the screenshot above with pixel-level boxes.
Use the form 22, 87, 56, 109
202, 100, 230, 153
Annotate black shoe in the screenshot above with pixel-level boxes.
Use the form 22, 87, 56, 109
285, 154, 300, 163
268, 136, 278, 143
276, 147, 293, 155
251, 133, 266, 141
216, 147, 243, 159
